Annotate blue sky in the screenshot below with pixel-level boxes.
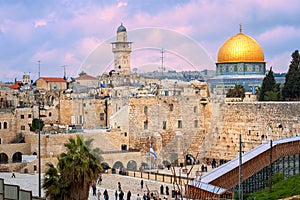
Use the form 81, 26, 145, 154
0, 0, 300, 82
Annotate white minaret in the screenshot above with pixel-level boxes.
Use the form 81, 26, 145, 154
111, 23, 132, 75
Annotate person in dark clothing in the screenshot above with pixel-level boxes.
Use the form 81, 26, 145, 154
165, 186, 169, 195
143, 193, 147, 200
119, 190, 124, 200
115, 190, 118, 200
118, 182, 122, 191
140, 179, 144, 190
104, 189, 109, 200
92, 182, 97, 196
160, 185, 164, 195
127, 190, 131, 200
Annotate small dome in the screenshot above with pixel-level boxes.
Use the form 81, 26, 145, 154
217, 32, 264, 63
117, 23, 126, 33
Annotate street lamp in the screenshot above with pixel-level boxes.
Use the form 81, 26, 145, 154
38, 103, 46, 197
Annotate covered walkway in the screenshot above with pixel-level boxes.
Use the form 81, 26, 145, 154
187, 136, 300, 199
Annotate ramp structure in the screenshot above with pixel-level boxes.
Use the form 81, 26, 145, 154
187, 136, 300, 199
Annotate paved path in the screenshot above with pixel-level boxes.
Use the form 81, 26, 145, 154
0, 172, 175, 199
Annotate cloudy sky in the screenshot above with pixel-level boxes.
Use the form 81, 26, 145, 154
0, 0, 299, 82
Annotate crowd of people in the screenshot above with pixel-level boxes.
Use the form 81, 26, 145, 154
91, 176, 173, 200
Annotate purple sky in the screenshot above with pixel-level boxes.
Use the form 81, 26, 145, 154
0, 0, 299, 82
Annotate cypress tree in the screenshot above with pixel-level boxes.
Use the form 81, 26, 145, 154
282, 50, 300, 100
259, 67, 277, 101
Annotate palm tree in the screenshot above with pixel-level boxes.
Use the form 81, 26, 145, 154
43, 135, 103, 200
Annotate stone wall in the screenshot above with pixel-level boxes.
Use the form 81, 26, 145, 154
203, 101, 300, 163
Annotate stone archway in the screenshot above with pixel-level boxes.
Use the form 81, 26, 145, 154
113, 161, 124, 170
12, 152, 22, 163
127, 160, 137, 171
0, 153, 8, 164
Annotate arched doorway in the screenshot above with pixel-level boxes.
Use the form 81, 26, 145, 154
185, 154, 195, 165
127, 160, 137, 171
0, 153, 8, 164
101, 162, 111, 170
113, 161, 124, 170
12, 152, 22, 163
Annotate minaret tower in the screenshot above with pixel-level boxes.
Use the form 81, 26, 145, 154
111, 23, 132, 75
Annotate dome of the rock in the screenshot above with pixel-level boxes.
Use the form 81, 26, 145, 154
217, 32, 264, 63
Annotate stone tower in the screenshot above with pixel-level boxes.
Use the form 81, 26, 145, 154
111, 23, 132, 75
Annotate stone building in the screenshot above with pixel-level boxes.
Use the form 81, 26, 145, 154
36, 77, 67, 91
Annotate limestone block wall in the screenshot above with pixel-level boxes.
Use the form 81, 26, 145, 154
127, 95, 210, 163
205, 102, 300, 162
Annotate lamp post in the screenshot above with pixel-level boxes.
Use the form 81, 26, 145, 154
38, 102, 46, 197
38, 104, 41, 197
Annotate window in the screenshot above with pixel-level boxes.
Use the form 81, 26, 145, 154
28, 114, 32, 118
194, 120, 198, 128
3, 122, 7, 129
49, 112, 52, 117
100, 113, 105, 121
21, 126, 25, 130
0, 122, 1, 129
194, 106, 197, 113
144, 106, 148, 115
178, 120, 182, 128
169, 104, 173, 111
71, 116, 75, 124
78, 115, 83, 124
144, 121, 148, 130
20, 115, 25, 119
163, 121, 167, 130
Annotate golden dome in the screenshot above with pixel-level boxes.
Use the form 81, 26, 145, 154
217, 32, 264, 63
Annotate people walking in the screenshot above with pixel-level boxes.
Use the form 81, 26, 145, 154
92, 182, 97, 196
165, 186, 169, 195
118, 182, 122, 191
104, 189, 109, 200
127, 190, 131, 200
136, 194, 141, 200
140, 179, 144, 190
97, 189, 101, 200
115, 190, 118, 200
119, 190, 124, 200
160, 185, 164, 195
11, 172, 16, 178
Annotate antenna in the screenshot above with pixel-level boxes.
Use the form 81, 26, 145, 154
60, 65, 67, 79
37, 60, 41, 78
159, 48, 165, 76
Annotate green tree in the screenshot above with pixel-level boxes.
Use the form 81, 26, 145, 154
30, 118, 44, 132
282, 50, 300, 100
43, 135, 103, 200
259, 67, 279, 101
226, 84, 246, 99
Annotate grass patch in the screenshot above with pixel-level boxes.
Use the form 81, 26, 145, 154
245, 173, 300, 200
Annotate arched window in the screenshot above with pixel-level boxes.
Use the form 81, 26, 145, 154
12, 152, 22, 163
0, 153, 8, 164
3, 122, 7, 129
